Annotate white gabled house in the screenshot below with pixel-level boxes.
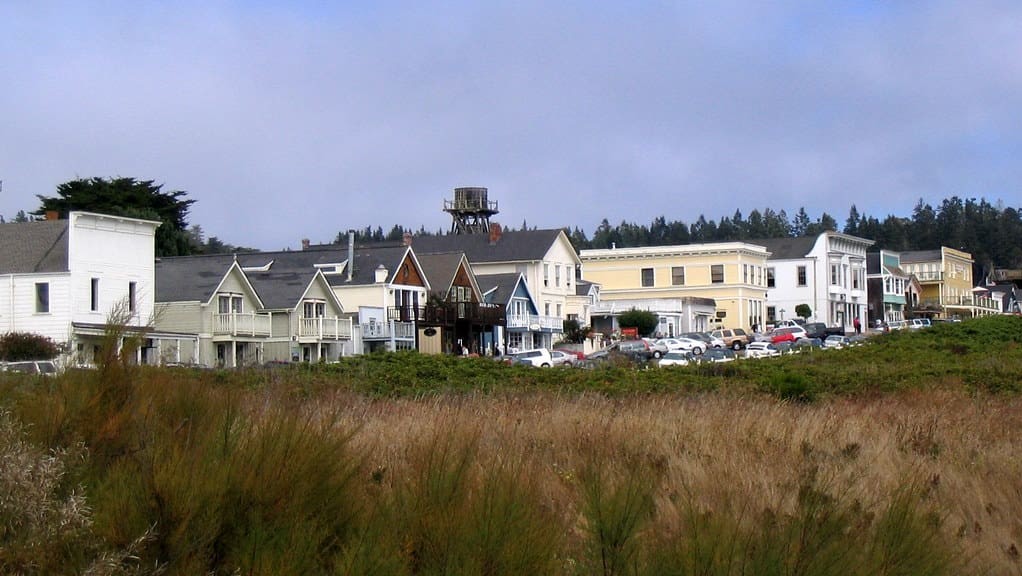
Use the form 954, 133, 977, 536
323, 242, 430, 354
755, 231, 874, 331
154, 252, 352, 367
0, 211, 161, 364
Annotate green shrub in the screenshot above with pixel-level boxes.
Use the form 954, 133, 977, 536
0, 331, 58, 361
765, 370, 816, 402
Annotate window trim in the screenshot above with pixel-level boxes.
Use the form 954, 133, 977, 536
711, 264, 724, 284
90, 278, 100, 312
128, 281, 137, 313
640, 267, 655, 287
671, 266, 685, 286
35, 282, 50, 314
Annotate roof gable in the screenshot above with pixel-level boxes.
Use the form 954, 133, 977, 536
749, 236, 817, 260
479, 272, 538, 313
0, 219, 70, 274
410, 229, 579, 265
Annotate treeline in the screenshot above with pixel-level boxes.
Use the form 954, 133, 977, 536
564, 197, 1022, 270
338, 196, 1022, 271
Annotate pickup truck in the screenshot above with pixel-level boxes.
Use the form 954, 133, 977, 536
801, 322, 846, 340
710, 328, 751, 350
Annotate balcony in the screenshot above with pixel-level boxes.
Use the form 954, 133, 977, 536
213, 312, 272, 337
361, 321, 416, 341
914, 271, 943, 282
945, 295, 1001, 313
388, 303, 506, 326
298, 316, 352, 340
506, 313, 564, 332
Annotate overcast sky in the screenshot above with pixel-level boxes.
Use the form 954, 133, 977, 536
2, 1, 1020, 250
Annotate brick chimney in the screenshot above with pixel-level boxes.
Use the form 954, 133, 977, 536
301, 238, 310, 250
402, 232, 413, 246
45, 210, 59, 221
488, 222, 503, 245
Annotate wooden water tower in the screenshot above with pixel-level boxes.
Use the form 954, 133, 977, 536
443, 187, 499, 235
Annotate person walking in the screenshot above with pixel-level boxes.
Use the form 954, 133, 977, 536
853, 317, 861, 335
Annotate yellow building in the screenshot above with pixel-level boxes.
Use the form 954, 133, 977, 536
900, 247, 998, 318
579, 242, 770, 332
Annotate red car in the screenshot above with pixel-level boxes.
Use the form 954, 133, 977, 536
770, 326, 807, 344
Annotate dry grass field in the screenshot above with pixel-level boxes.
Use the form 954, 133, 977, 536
2, 315, 1022, 574
337, 388, 1022, 574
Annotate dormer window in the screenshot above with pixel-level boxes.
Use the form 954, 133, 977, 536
303, 301, 325, 318
218, 294, 243, 314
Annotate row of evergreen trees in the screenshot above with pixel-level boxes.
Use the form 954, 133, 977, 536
337, 197, 1022, 272
563, 197, 1022, 271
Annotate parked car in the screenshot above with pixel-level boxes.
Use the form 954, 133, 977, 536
793, 337, 824, 351
770, 326, 808, 344
2, 360, 58, 376
642, 338, 669, 359
801, 322, 845, 341
657, 337, 705, 355
684, 332, 724, 349
772, 319, 803, 330
823, 335, 851, 349
553, 346, 586, 362
745, 341, 781, 358
887, 320, 909, 331
909, 318, 932, 330
658, 350, 695, 367
710, 328, 751, 350
549, 350, 578, 367
698, 348, 737, 363
585, 340, 654, 366
511, 348, 553, 367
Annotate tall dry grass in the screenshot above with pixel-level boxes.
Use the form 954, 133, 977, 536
335, 388, 1022, 574
3, 362, 1021, 573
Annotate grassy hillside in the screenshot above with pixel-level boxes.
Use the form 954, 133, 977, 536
0, 315, 1020, 574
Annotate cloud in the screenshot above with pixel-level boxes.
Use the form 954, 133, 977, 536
2, 1, 1019, 248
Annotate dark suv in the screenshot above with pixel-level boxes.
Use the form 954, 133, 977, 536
585, 340, 654, 366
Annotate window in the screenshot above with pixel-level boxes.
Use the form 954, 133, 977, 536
767, 268, 776, 288
543, 263, 549, 287
641, 268, 654, 287
128, 281, 137, 312
303, 301, 325, 317
556, 304, 562, 317
797, 266, 807, 287
544, 302, 550, 316
671, 266, 685, 286
711, 265, 724, 284
831, 264, 839, 285
743, 265, 749, 284
565, 265, 572, 288
35, 282, 49, 313
90, 278, 100, 311
218, 294, 243, 314
767, 306, 776, 322
555, 265, 561, 287
852, 269, 861, 290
